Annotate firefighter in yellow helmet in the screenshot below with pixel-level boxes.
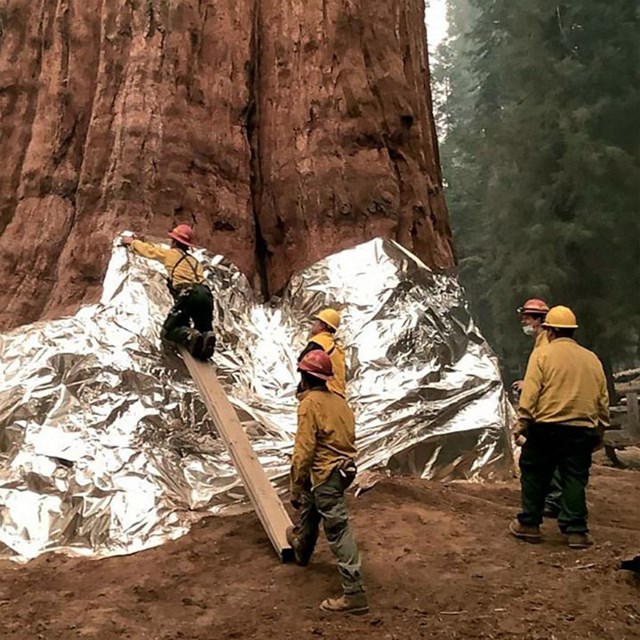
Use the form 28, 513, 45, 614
510, 306, 609, 549
297, 307, 347, 398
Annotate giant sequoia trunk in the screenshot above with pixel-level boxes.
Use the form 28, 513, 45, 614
0, 0, 454, 330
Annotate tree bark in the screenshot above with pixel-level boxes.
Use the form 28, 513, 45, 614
0, 0, 453, 330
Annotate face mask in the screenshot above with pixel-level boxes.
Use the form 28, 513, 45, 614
522, 325, 536, 337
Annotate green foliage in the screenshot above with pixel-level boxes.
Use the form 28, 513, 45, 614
433, 0, 640, 382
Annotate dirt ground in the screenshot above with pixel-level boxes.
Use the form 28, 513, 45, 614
1, 461, 638, 640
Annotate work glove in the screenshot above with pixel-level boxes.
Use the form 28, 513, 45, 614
511, 380, 524, 394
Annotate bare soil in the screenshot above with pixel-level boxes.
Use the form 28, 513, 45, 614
1, 462, 638, 640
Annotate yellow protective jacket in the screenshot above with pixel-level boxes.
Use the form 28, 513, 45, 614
534, 330, 549, 350
519, 338, 610, 430
307, 331, 347, 398
290, 389, 357, 495
130, 240, 204, 288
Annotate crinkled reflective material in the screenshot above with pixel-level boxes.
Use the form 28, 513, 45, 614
0, 237, 514, 562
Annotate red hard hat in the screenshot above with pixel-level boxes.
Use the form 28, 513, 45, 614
298, 350, 333, 381
168, 224, 195, 247
517, 298, 549, 316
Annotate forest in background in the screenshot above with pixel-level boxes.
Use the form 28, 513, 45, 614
431, 0, 640, 385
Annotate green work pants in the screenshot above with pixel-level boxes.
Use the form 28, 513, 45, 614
296, 470, 364, 594
545, 469, 563, 514
162, 284, 213, 346
518, 423, 598, 534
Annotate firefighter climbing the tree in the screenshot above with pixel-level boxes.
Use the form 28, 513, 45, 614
122, 224, 216, 361
297, 308, 347, 398
287, 349, 368, 615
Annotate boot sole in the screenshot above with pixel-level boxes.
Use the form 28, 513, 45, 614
199, 333, 216, 361
320, 603, 369, 615
190, 333, 205, 359
565, 531, 594, 549
568, 540, 594, 549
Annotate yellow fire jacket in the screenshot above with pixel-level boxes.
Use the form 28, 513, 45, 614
519, 338, 610, 429
290, 389, 357, 495
130, 240, 204, 288
307, 331, 347, 398
534, 330, 549, 350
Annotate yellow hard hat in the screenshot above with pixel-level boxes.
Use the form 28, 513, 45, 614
543, 305, 578, 329
314, 308, 340, 331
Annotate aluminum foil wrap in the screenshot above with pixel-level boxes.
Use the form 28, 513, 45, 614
0, 237, 514, 562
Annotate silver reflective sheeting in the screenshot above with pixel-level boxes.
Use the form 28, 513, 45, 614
0, 238, 514, 561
